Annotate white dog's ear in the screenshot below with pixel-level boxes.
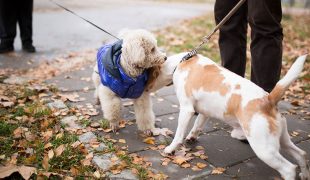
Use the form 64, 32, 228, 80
122, 39, 146, 67
118, 28, 131, 39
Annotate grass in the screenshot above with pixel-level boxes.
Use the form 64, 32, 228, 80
99, 119, 110, 129
0, 121, 18, 136
0, 84, 97, 177
51, 133, 79, 147
79, 118, 91, 127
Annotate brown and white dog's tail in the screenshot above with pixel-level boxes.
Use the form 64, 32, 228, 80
268, 54, 307, 105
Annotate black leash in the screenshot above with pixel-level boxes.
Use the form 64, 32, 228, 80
181, 0, 246, 61
49, 0, 120, 40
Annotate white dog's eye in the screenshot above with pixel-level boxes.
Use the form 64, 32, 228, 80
151, 47, 155, 52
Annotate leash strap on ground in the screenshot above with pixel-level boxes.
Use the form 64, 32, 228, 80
182, 0, 246, 61
49, 0, 121, 40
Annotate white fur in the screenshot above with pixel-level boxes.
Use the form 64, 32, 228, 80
162, 54, 309, 180
92, 29, 166, 132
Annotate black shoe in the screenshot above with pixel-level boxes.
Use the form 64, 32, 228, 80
0, 43, 14, 53
22, 44, 36, 53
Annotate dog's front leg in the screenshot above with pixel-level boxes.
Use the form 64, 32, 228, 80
186, 114, 208, 143
98, 84, 121, 131
164, 107, 194, 154
134, 92, 155, 135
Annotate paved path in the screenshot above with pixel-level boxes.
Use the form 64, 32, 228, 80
1, 1, 309, 179
0, 0, 213, 70
45, 65, 310, 179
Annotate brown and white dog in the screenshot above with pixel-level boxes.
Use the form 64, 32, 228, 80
156, 53, 309, 180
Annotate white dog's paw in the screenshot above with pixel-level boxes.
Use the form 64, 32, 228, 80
144, 129, 153, 136
164, 146, 176, 155
110, 122, 119, 132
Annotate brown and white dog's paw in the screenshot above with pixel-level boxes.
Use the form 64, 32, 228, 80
185, 136, 198, 144
163, 146, 176, 155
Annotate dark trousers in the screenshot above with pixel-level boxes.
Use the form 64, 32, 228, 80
215, 0, 283, 92
0, 0, 33, 46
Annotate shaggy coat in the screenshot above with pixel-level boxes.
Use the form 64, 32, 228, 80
92, 29, 166, 132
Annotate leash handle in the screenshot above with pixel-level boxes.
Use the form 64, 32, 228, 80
182, 0, 246, 61
49, 0, 120, 40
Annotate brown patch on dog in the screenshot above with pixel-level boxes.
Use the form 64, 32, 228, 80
145, 65, 162, 92
225, 94, 242, 116
239, 97, 278, 135
179, 56, 230, 97
235, 84, 241, 90
268, 85, 284, 105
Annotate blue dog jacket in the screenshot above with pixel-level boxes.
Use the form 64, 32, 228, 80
97, 40, 148, 99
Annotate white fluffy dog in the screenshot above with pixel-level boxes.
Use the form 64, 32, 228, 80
92, 29, 166, 133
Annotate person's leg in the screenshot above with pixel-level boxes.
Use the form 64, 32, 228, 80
248, 0, 283, 92
18, 0, 35, 52
214, 0, 248, 77
0, 0, 17, 53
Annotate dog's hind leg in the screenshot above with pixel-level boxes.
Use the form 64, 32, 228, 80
134, 93, 155, 135
185, 114, 208, 143
164, 105, 195, 154
246, 114, 297, 180
98, 84, 121, 131
231, 126, 246, 140
280, 115, 310, 180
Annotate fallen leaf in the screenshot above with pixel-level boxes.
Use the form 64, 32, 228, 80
48, 149, 54, 159
195, 146, 204, 150
143, 137, 155, 145
193, 150, 205, 157
181, 163, 191, 168
55, 144, 65, 157
42, 154, 49, 170
13, 127, 23, 138
196, 162, 207, 169
172, 156, 190, 165
56, 132, 64, 139
0, 165, 36, 180
70, 167, 79, 176
152, 128, 173, 137
211, 167, 226, 175
291, 131, 300, 137
42, 130, 53, 141
58, 93, 82, 102
119, 139, 126, 144
192, 166, 202, 171
93, 171, 101, 178
0, 101, 14, 107
199, 154, 208, 160
71, 141, 81, 148
44, 143, 53, 149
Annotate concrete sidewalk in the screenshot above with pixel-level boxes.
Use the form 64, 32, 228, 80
1, 0, 309, 179
45, 65, 310, 179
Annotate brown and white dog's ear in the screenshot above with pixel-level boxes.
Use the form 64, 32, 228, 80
145, 65, 162, 92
